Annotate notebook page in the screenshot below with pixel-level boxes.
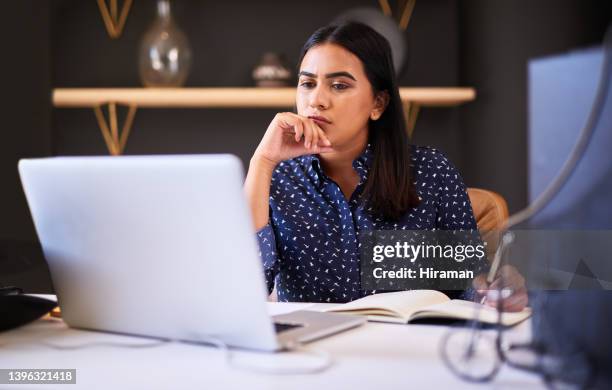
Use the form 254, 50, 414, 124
325, 290, 450, 319
412, 299, 532, 326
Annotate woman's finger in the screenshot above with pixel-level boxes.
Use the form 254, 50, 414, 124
300, 118, 312, 148
277, 113, 302, 142
486, 287, 528, 312
472, 273, 489, 293
309, 119, 320, 149
284, 113, 304, 142
313, 121, 332, 146
293, 119, 304, 143
487, 267, 525, 291
504, 290, 528, 312
306, 119, 317, 149
500, 265, 526, 289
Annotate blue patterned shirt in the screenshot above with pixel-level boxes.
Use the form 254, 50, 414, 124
256, 144, 481, 303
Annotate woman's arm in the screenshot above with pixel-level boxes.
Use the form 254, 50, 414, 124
245, 113, 333, 293
244, 155, 277, 230
244, 112, 332, 230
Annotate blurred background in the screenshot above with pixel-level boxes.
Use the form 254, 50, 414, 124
1, 0, 610, 292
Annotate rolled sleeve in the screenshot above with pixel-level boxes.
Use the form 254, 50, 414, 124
256, 223, 280, 294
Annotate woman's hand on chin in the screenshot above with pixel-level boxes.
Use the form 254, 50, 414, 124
253, 112, 334, 167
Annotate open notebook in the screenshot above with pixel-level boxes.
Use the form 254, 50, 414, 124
321, 290, 531, 326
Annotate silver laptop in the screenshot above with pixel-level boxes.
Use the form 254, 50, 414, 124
18, 154, 364, 351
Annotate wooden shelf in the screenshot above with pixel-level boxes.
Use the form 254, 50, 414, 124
51, 87, 476, 155
52, 87, 475, 108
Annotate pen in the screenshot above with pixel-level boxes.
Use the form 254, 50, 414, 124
479, 231, 514, 305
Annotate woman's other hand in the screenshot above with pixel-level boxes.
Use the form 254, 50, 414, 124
473, 265, 528, 312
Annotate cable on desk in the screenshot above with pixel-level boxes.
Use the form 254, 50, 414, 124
41, 339, 168, 350
219, 340, 333, 375
41, 335, 333, 375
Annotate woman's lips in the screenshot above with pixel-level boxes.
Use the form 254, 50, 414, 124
308, 116, 331, 125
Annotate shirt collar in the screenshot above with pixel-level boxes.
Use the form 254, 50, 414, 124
301, 143, 374, 187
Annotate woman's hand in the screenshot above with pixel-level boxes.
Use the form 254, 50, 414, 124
473, 265, 528, 312
245, 113, 334, 230
253, 112, 334, 166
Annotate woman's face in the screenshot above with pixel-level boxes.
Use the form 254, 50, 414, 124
297, 43, 385, 149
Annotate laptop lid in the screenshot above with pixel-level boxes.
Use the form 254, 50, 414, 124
19, 154, 280, 351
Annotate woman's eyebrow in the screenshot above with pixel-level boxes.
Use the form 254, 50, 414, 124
298, 71, 357, 81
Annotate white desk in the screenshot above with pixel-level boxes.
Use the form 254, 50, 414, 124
0, 303, 544, 389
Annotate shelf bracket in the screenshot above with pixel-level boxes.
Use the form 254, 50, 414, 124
97, 0, 133, 39
378, 0, 416, 30
93, 102, 137, 155
403, 101, 420, 139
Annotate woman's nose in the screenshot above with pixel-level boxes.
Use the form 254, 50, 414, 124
309, 85, 330, 109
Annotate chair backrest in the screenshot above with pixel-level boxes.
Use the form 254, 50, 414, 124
467, 187, 509, 261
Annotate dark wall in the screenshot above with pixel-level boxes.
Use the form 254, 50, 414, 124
459, 0, 612, 212
0, 2, 53, 291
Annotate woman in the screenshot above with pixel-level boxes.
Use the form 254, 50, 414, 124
244, 22, 527, 311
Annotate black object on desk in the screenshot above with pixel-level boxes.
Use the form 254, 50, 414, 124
0, 287, 57, 332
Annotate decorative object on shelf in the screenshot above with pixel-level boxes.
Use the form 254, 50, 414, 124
333, 7, 408, 76
252, 53, 292, 87
96, 0, 133, 39
139, 0, 192, 87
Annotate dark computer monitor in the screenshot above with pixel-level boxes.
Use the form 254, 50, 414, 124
517, 34, 612, 387
528, 46, 612, 229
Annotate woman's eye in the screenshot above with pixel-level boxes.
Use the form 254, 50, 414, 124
332, 83, 349, 90
299, 81, 315, 88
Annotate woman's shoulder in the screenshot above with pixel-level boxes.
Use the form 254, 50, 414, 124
409, 144, 456, 173
408, 144, 467, 199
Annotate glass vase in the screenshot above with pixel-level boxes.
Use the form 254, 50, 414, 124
139, 0, 192, 87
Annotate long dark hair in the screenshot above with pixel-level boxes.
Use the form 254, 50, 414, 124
298, 22, 420, 220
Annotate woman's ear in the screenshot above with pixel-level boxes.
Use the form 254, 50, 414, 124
370, 91, 390, 121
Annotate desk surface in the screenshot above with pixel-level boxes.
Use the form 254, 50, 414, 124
0, 302, 544, 389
